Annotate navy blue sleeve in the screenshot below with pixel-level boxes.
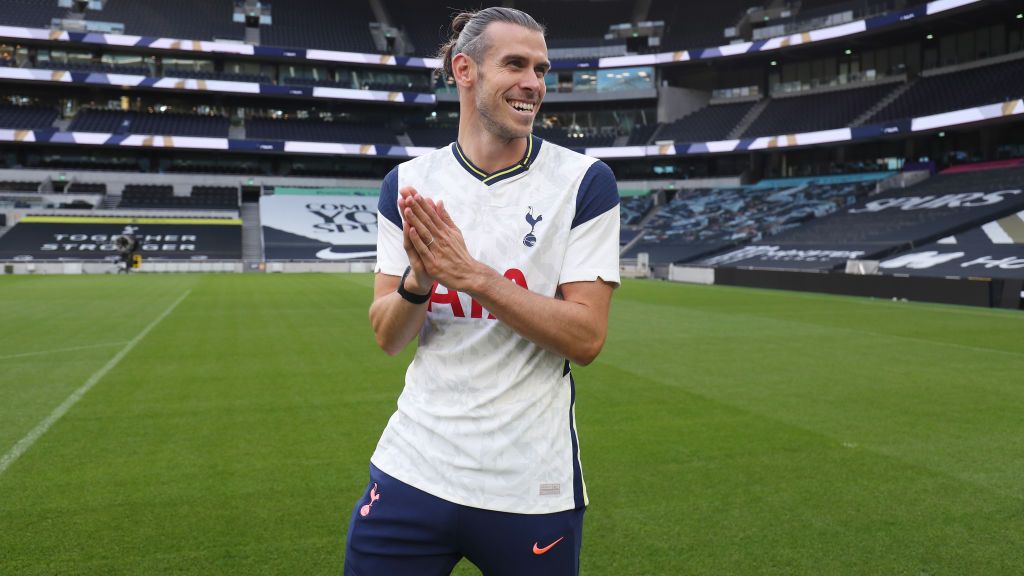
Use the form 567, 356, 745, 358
572, 161, 619, 229
378, 166, 401, 228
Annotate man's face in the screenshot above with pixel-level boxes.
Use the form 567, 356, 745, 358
471, 22, 549, 141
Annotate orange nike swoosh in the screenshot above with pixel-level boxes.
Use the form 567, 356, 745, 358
532, 536, 565, 555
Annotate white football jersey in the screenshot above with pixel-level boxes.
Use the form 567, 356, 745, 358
371, 135, 620, 514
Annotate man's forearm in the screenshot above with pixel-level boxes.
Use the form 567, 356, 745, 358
369, 275, 430, 356
464, 265, 610, 366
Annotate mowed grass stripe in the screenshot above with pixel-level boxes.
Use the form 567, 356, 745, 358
0, 275, 1021, 576
0, 289, 191, 477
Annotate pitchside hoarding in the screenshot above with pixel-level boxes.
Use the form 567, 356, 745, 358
879, 210, 1024, 279
0, 216, 242, 261
260, 194, 378, 260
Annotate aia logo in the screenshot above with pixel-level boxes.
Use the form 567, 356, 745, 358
523, 206, 543, 247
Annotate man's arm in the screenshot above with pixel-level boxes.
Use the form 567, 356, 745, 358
369, 187, 434, 356
403, 193, 614, 366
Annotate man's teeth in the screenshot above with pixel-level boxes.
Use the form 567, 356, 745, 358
509, 100, 534, 112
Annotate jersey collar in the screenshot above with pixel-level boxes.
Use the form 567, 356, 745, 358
451, 134, 543, 186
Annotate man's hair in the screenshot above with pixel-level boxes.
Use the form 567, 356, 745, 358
437, 7, 545, 81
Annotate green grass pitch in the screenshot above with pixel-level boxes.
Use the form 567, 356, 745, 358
1, 273, 1022, 575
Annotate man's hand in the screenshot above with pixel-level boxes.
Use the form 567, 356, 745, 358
397, 186, 434, 294
403, 193, 485, 292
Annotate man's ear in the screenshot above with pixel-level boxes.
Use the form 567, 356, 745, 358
452, 52, 475, 87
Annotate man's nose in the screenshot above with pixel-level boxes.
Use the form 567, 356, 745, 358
519, 70, 541, 93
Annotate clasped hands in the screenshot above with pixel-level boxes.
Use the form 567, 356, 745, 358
398, 186, 483, 295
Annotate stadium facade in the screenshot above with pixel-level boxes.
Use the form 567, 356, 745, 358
0, 0, 1021, 308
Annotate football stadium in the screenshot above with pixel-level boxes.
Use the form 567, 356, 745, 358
1, 0, 1023, 574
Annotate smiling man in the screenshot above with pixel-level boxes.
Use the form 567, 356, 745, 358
345, 8, 620, 576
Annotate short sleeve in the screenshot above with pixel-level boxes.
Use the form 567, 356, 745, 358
559, 161, 621, 286
374, 166, 409, 276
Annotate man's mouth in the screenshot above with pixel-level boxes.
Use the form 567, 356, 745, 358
506, 98, 535, 113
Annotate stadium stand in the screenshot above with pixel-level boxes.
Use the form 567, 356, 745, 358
517, 0, 633, 46
0, 181, 42, 192
66, 182, 107, 194
649, 0, 758, 50
260, 0, 377, 53
867, 57, 1024, 124
68, 109, 132, 133
626, 177, 881, 263
164, 68, 272, 84
0, 104, 59, 130
130, 112, 229, 138
620, 194, 654, 226
1, 0, 66, 28
33, 60, 151, 75
67, 110, 229, 138
95, 0, 244, 41
626, 123, 660, 146
406, 126, 458, 148
119, 184, 238, 210
190, 186, 240, 209
533, 127, 616, 149
769, 165, 1024, 247
657, 101, 758, 143
743, 82, 899, 137
246, 118, 398, 145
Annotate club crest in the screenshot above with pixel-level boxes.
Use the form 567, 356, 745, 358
523, 206, 542, 247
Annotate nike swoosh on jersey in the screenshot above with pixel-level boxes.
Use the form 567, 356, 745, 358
532, 536, 565, 555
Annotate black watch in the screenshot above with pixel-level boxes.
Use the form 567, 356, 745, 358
397, 266, 431, 304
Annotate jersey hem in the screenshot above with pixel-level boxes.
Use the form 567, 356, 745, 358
369, 458, 582, 515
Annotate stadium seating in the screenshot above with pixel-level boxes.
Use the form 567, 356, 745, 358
620, 194, 654, 226
0, 181, 42, 192
771, 165, 1024, 247
406, 126, 457, 148
1, 0, 66, 28
68, 109, 133, 133
657, 101, 758, 143
626, 123, 659, 146
33, 60, 151, 75
119, 184, 238, 210
649, 0, 758, 50
246, 118, 398, 144
164, 68, 272, 84
517, 0, 633, 45
95, 0, 244, 41
190, 186, 239, 209
259, 0, 378, 53
533, 127, 616, 149
743, 83, 898, 137
68, 110, 229, 137
0, 105, 59, 130
867, 57, 1024, 124
625, 179, 878, 263
66, 182, 108, 194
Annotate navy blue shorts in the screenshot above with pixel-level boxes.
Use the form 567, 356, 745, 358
344, 463, 585, 576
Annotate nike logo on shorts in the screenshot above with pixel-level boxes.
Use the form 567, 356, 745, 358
532, 536, 565, 555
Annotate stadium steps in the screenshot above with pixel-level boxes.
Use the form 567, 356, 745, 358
727, 98, 769, 139
851, 79, 915, 127
241, 201, 263, 270
229, 124, 246, 140
396, 133, 413, 146
100, 195, 121, 209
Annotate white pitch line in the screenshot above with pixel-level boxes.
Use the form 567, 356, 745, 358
0, 289, 191, 477
0, 342, 130, 361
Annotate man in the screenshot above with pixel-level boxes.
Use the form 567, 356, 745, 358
345, 7, 619, 576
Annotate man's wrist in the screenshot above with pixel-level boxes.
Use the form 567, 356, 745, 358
398, 266, 432, 303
